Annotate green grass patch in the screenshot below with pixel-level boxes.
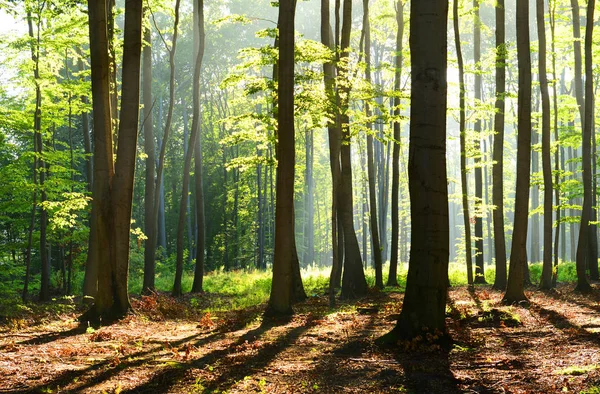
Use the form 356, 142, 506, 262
555, 364, 600, 376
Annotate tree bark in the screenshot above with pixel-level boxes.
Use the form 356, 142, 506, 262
339, 0, 367, 299
454, 0, 474, 287
362, 0, 383, 289
503, 0, 531, 304
142, 22, 156, 293
321, 0, 342, 306
83, 0, 143, 321
191, 0, 206, 293
537, 0, 554, 290
266, 0, 297, 315
575, 0, 594, 292
173, 0, 200, 297
390, 0, 449, 339
388, 0, 404, 288
473, 0, 486, 284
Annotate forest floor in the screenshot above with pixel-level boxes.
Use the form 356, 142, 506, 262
2, 284, 600, 393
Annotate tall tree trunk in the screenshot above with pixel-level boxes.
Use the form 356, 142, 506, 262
83, 0, 143, 320
388, 0, 403, 288
304, 130, 315, 267
26, 8, 50, 302
455, 0, 474, 286
266, 0, 298, 315
550, 0, 560, 285
321, 0, 342, 306
538, 0, 554, 289
191, 0, 206, 293
503, 0, 531, 304
389, 0, 449, 339
575, 0, 594, 292
23, 117, 38, 302
173, 0, 200, 297
363, 0, 383, 289
473, 0, 486, 284
142, 22, 156, 293
339, 0, 367, 299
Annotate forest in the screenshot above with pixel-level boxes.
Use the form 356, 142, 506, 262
2, 0, 600, 392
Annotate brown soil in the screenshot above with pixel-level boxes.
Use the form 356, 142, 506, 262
2, 284, 600, 393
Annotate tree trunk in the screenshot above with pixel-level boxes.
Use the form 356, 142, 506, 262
83, 0, 142, 321
575, 0, 594, 292
550, 0, 560, 285
173, 0, 200, 297
537, 0, 554, 290
191, 0, 206, 293
454, 0, 474, 287
389, 0, 449, 340
339, 0, 367, 299
473, 0, 486, 284
362, 0, 383, 289
321, 0, 341, 306
503, 0, 531, 304
388, 0, 404, 288
142, 22, 156, 293
266, 0, 297, 315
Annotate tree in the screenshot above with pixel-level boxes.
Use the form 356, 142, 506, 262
142, 19, 155, 294
191, 0, 206, 293
502, 0, 531, 304
454, 0, 474, 287
82, 0, 143, 320
472, 0, 486, 285
492, 0, 507, 291
338, 0, 368, 299
321, 0, 341, 306
538, 0, 553, 290
575, 0, 595, 292
363, 0, 383, 290
388, 0, 404, 288
266, 0, 297, 315
388, 0, 449, 339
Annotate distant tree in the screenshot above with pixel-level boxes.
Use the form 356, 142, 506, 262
503, 0, 531, 304
388, 0, 449, 339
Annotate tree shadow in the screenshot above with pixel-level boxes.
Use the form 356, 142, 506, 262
545, 286, 600, 314
120, 314, 316, 393
535, 305, 600, 346
0, 324, 88, 350
9, 330, 213, 393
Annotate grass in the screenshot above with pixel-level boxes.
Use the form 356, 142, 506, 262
555, 364, 600, 376
0, 259, 583, 321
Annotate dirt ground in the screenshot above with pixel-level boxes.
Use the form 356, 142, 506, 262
2, 284, 600, 393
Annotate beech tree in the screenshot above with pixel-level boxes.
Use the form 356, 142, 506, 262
83, 0, 143, 320
575, 0, 595, 292
267, 0, 297, 315
454, 0, 474, 287
538, 0, 553, 290
388, 0, 449, 339
492, 0, 507, 291
503, 0, 531, 304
